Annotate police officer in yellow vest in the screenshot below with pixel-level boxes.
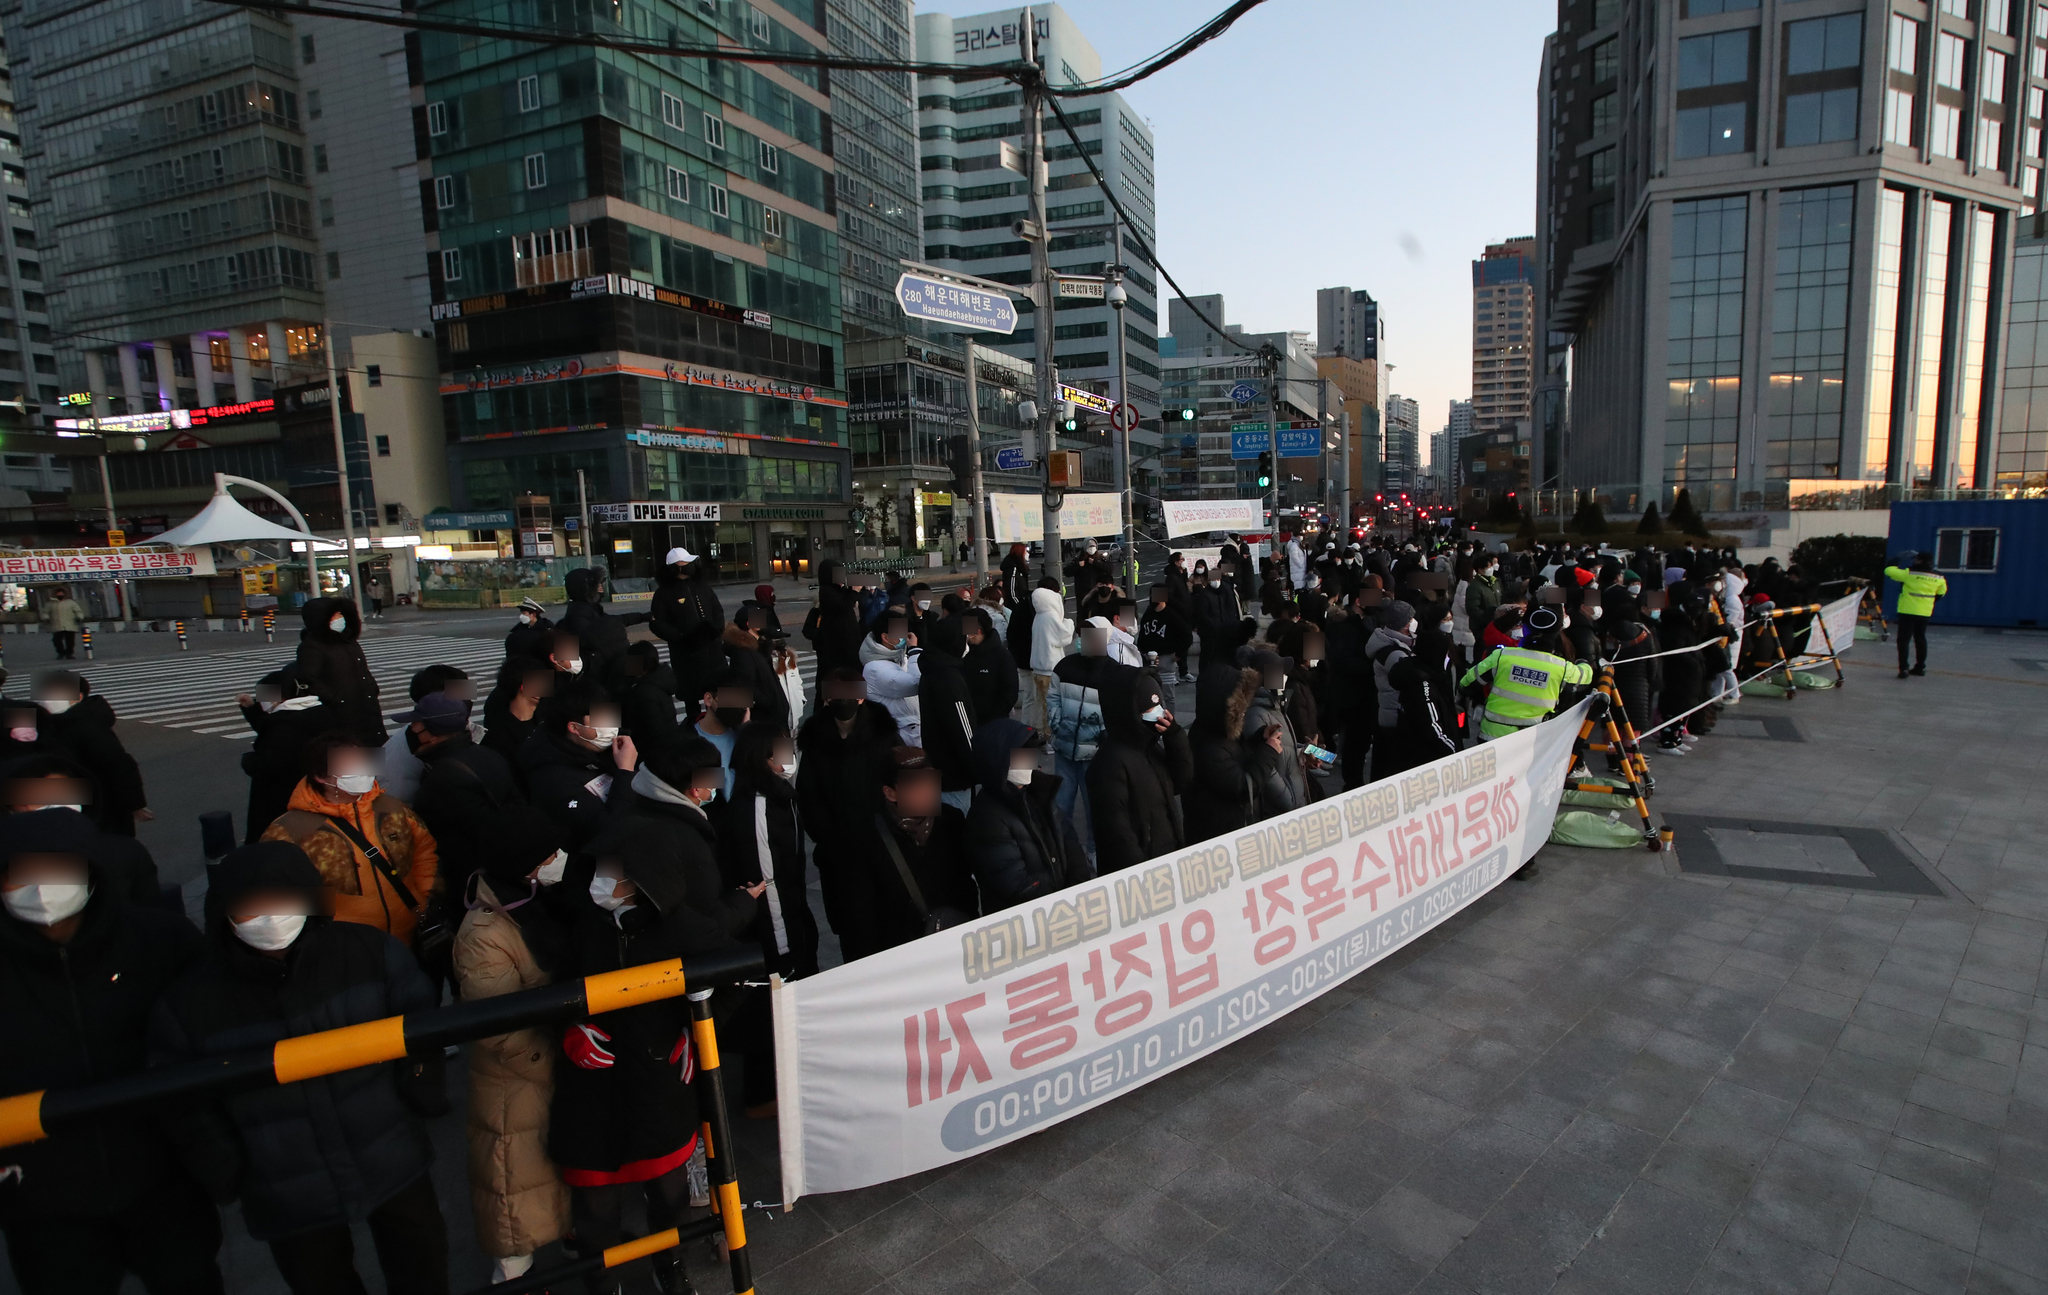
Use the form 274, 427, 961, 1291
1883, 551, 1947, 678
1460, 605, 1594, 741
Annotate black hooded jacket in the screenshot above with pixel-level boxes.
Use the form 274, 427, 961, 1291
519, 724, 628, 851
717, 769, 817, 978
840, 805, 974, 956
916, 619, 978, 792
550, 809, 748, 1177
649, 567, 725, 702
964, 627, 1019, 725
411, 734, 518, 887
295, 598, 383, 739
1186, 665, 1263, 844
149, 842, 442, 1241
805, 569, 866, 674
504, 609, 554, 662
0, 848, 205, 1224
22, 705, 149, 833
1384, 631, 1461, 774
239, 671, 333, 842
621, 659, 684, 754
559, 568, 643, 685
1087, 672, 1193, 874
965, 720, 1090, 913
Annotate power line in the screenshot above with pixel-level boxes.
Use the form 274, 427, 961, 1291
1049, 0, 1270, 97
1040, 92, 1252, 356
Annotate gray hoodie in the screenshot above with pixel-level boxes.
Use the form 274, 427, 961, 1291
1365, 624, 1416, 728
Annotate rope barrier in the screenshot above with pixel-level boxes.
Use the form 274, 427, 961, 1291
0, 946, 764, 1150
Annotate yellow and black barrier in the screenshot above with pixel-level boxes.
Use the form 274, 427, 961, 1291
1565, 690, 1660, 852
468, 1217, 728, 1295
0, 945, 764, 1150
689, 986, 755, 1295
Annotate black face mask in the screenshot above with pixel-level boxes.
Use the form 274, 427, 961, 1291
404, 727, 426, 756
825, 698, 861, 721
714, 706, 747, 727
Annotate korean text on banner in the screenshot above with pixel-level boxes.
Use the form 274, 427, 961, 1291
0, 546, 217, 583
1161, 499, 1263, 539
772, 702, 1588, 1204
986, 492, 1122, 544
1798, 590, 1862, 661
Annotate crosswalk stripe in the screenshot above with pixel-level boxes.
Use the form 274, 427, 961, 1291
65, 633, 821, 739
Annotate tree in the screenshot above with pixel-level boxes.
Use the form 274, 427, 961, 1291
1485, 492, 1523, 526
1635, 502, 1664, 535
1569, 496, 1609, 535
1790, 534, 1887, 587
1516, 507, 1538, 539
1667, 488, 1710, 537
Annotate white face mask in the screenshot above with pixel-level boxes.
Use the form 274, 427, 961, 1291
520, 613, 536, 626
1005, 765, 1034, 787
233, 913, 307, 951
589, 874, 631, 912
534, 850, 568, 886
1440, 620, 1453, 634
588, 725, 621, 744
1405, 619, 1419, 636
1627, 584, 1642, 595
1585, 604, 1604, 621
916, 599, 932, 611
775, 754, 798, 782
564, 658, 584, 676
37, 699, 73, 715
329, 616, 347, 633
258, 699, 279, 714
1140, 704, 1167, 724
3, 882, 91, 925
332, 772, 376, 795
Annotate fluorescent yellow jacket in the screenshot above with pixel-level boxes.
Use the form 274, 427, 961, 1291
1883, 566, 1947, 618
1460, 645, 1593, 735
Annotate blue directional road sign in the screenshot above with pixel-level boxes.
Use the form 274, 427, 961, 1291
894, 272, 1018, 334
1229, 425, 1324, 459
994, 446, 1033, 471
1228, 381, 1262, 403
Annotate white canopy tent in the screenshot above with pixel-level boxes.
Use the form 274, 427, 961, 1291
138, 472, 332, 592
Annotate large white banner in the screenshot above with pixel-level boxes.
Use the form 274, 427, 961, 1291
1797, 590, 1862, 661
773, 703, 1588, 1203
987, 492, 1122, 543
1162, 498, 1262, 539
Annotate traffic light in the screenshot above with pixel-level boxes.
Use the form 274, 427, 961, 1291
1172, 407, 1195, 422
1256, 451, 1273, 489
1059, 414, 1082, 435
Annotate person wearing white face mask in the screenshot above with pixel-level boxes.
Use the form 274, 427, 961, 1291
559, 742, 760, 1291
0, 809, 228, 1295
451, 807, 577, 1285
521, 685, 640, 852
294, 596, 385, 739
259, 733, 441, 946
965, 718, 1090, 912
150, 840, 451, 1295
24, 670, 152, 837
239, 666, 330, 840
1086, 673, 1193, 875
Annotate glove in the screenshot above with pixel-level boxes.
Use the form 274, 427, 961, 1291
668, 1030, 697, 1082
563, 1023, 615, 1070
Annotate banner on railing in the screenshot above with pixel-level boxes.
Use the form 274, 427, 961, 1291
1799, 590, 1862, 660
772, 702, 1589, 1204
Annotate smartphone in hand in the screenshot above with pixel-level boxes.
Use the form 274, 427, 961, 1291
1301, 742, 1338, 768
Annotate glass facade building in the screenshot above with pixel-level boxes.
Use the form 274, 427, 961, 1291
418, 0, 852, 561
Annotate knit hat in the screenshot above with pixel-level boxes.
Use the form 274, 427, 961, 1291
1381, 599, 1416, 629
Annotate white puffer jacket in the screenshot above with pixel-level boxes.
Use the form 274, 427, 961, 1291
859, 632, 922, 746
1029, 585, 1074, 673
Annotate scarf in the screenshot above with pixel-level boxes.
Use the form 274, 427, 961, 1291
632, 765, 704, 812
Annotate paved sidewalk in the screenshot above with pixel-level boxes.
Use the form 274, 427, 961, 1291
737, 627, 2048, 1295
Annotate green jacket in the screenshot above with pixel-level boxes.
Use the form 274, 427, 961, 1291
1465, 575, 1501, 629
1460, 645, 1593, 733
1883, 566, 1947, 618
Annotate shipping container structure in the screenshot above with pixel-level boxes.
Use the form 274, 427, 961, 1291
1884, 500, 2048, 628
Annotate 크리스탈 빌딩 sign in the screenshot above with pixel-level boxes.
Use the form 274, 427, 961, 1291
771, 702, 1587, 1202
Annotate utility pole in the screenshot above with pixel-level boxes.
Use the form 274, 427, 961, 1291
1315, 378, 1327, 521
1263, 344, 1282, 580
1337, 407, 1352, 536
963, 336, 989, 591
1107, 216, 1135, 595
1022, 8, 1061, 587
322, 321, 365, 616
576, 468, 591, 559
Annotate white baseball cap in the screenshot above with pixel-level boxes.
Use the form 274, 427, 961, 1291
1082, 616, 1113, 629
665, 546, 697, 565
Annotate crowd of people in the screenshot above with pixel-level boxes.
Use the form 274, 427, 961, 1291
0, 529, 1858, 1295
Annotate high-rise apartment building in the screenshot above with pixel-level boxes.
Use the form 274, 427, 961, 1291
1162, 294, 1334, 505
1316, 286, 1378, 360
416, 0, 853, 581
2, 0, 445, 542
1473, 239, 1535, 437
0, 18, 66, 496
828, 0, 924, 342
1449, 398, 1474, 441
914, 6, 1160, 423
1539, 0, 2030, 509
1384, 393, 1419, 492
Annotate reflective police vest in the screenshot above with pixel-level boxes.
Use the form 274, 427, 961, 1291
1462, 645, 1593, 729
